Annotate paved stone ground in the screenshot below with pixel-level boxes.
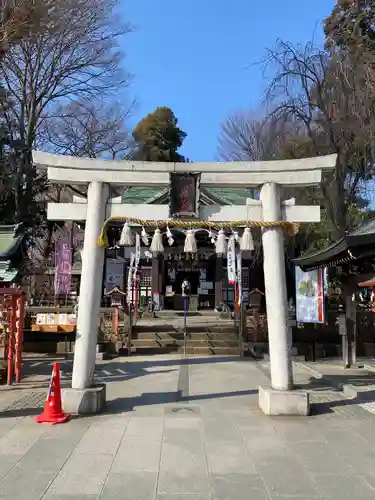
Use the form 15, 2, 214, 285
2, 355, 375, 499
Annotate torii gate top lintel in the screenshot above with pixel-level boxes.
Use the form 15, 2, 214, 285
33, 151, 337, 187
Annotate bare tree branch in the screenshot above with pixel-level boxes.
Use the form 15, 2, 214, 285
260, 39, 375, 237
0, 0, 131, 223
39, 98, 135, 160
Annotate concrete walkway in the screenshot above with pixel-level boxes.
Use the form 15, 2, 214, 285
1, 355, 375, 499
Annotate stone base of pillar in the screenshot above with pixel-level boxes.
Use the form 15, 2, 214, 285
258, 386, 310, 416
62, 383, 106, 415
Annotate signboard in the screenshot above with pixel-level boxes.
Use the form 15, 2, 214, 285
295, 266, 325, 323
54, 239, 72, 296
35, 313, 77, 326
105, 258, 124, 290
170, 173, 199, 217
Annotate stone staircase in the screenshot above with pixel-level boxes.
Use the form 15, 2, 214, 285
129, 312, 242, 356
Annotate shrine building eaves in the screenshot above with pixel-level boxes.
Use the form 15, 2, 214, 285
292, 218, 375, 271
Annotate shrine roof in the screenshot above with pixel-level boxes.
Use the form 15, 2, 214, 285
0, 224, 25, 260
122, 187, 255, 205
0, 261, 18, 282
122, 187, 164, 204
292, 218, 375, 271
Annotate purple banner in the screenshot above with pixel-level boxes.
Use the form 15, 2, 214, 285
54, 239, 72, 296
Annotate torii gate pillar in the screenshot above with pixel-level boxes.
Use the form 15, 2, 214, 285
260, 183, 293, 392
71, 182, 108, 390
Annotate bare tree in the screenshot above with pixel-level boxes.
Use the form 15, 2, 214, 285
40, 98, 135, 160
218, 110, 310, 162
0, 0, 131, 222
261, 39, 375, 238
0, 0, 48, 54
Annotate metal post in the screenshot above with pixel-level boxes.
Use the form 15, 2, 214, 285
343, 334, 349, 368
127, 305, 133, 356
352, 311, 357, 366
338, 313, 349, 368
135, 274, 139, 322
183, 295, 188, 358
239, 301, 244, 355
234, 283, 238, 327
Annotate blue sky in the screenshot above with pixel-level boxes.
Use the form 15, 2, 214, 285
120, 1, 335, 162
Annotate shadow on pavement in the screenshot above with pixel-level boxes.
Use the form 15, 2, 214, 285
20, 354, 246, 386
311, 387, 375, 415
105, 388, 258, 414
0, 407, 42, 418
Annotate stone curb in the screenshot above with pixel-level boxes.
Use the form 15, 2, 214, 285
295, 362, 358, 399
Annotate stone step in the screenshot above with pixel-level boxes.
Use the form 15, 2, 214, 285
131, 331, 239, 341
131, 338, 241, 348
153, 310, 215, 317
132, 324, 238, 334
131, 345, 242, 356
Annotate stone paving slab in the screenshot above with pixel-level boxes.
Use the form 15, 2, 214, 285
1, 355, 375, 498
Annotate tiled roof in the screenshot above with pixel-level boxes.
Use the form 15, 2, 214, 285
292, 218, 375, 271
0, 261, 18, 282
122, 187, 257, 205
123, 188, 164, 204
0, 224, 25, 259
350, 218, 375, 236
205, 188, 257, 205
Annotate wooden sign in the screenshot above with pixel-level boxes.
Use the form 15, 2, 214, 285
169, 173, 200, 218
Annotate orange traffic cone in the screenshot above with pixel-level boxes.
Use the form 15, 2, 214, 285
34, 362, 71, 424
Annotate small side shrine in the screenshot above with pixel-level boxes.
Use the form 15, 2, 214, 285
105, 286, 126, 307
292, 218, 375, 366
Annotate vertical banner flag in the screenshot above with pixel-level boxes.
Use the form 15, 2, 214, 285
135, 233, 141, 272
236, 251, 242, 305
295, 266, 325, 323
323, 267, 328, 296
227, 236, 236, 285
127, 253, 135, 304
54, 239, 72, 296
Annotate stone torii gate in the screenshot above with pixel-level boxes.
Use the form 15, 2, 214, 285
33, 151, 336, 416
